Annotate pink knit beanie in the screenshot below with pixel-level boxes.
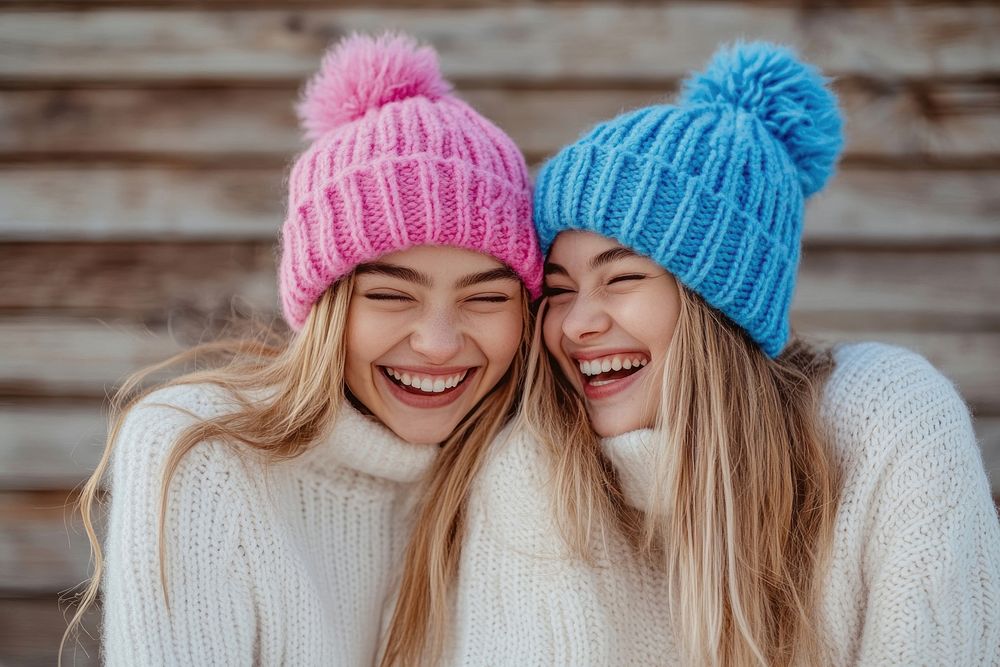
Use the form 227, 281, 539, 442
279, 32, 543, 330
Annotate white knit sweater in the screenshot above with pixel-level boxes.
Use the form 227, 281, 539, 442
101, 383, 438, 666
445, 343, 1000, 665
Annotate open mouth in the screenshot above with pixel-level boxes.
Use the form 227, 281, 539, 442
380, 366, 473, 395
577, 354, 649, 387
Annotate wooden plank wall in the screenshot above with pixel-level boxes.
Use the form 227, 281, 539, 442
2, 1, 998, 664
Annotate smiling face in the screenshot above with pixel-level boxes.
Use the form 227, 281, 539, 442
345, 245, 525, 445
542, 231, 681, 437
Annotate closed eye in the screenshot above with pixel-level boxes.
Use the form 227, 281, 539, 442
364, 292, 413, 302
466, 295, 511, 304
608, 274, 645, 285
542, 285, 574, 297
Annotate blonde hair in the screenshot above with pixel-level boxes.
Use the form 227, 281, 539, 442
523, 287, 840, 667
61, 277, 533, 667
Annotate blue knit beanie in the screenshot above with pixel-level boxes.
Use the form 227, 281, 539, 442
534, 42, 844, 357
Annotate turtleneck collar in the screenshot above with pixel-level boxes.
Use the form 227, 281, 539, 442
600, 428, 657, 511
304, 401, 440, 484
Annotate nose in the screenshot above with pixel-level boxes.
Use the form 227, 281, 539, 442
409, 307, 464, 364
559, 293, 612, 343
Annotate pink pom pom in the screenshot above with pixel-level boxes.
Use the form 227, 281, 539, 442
297, 32, 452, 140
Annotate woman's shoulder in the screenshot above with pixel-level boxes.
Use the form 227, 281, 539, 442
823, 341, 970, 432
827, 340, 954, 387
118, 382, 244, 456
126, 381, 243, 424
821, 341, 982, 490
111, 382, 256, 493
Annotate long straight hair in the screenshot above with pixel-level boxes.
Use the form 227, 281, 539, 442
61, 278, 533, 667
523, 287, 841, 667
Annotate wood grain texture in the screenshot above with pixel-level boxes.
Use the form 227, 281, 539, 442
0, 87, 303, 159
0, 242, 278, 319
0, 317, 186, 397
0, 166, 284, 240
791, 249, 1000, 329
0, 597, 99, 667
839, 79, 1000, 164
1, 5, 997, 83
3, 81, 999, 163
2, 166, 998, 243
0, 490, 94, 595
0, 402, 107, 490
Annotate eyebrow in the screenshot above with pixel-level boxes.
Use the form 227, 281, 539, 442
590, 246, 639, 269
355, 263, 431, 287
355, 262, 518, 289
544, 246, 640, 277
454, 266, 519, 289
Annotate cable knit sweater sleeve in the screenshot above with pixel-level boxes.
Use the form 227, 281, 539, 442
820, 343, 1000, 665
600, 343, 1000, 663
102, 384, 256, 666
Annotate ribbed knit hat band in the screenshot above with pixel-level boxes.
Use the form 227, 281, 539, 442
534, 42, 844, 357
279, 33, 543, 331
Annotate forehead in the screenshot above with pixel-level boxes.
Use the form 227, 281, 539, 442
548, 230, 620, 261
366, 244, 505, 274
547, 231, 656, 273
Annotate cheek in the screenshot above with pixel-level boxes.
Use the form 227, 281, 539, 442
642, 310, 678, 355
650, 283, 682, 353
343, 317, 367, 391
541, 306, 578, 381
620, 282, 681, 354
344, 306, 392, 382
541, 306, 564, 357
477, 309, 523, 371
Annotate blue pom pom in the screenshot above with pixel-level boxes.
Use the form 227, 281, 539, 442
681, 41, 844, 197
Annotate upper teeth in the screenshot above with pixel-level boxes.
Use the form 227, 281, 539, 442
578, 355, 648, 376
385, 367, 469, 393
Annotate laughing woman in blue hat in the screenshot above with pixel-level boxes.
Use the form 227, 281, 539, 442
418, 43, 1000, 666
528, 41, 1000, 665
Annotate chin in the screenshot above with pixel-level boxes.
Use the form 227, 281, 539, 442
387, 419, 453, 446
589, 412, 643, 438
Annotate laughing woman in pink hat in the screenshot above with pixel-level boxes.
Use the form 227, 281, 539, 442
62, 33, 542, 665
